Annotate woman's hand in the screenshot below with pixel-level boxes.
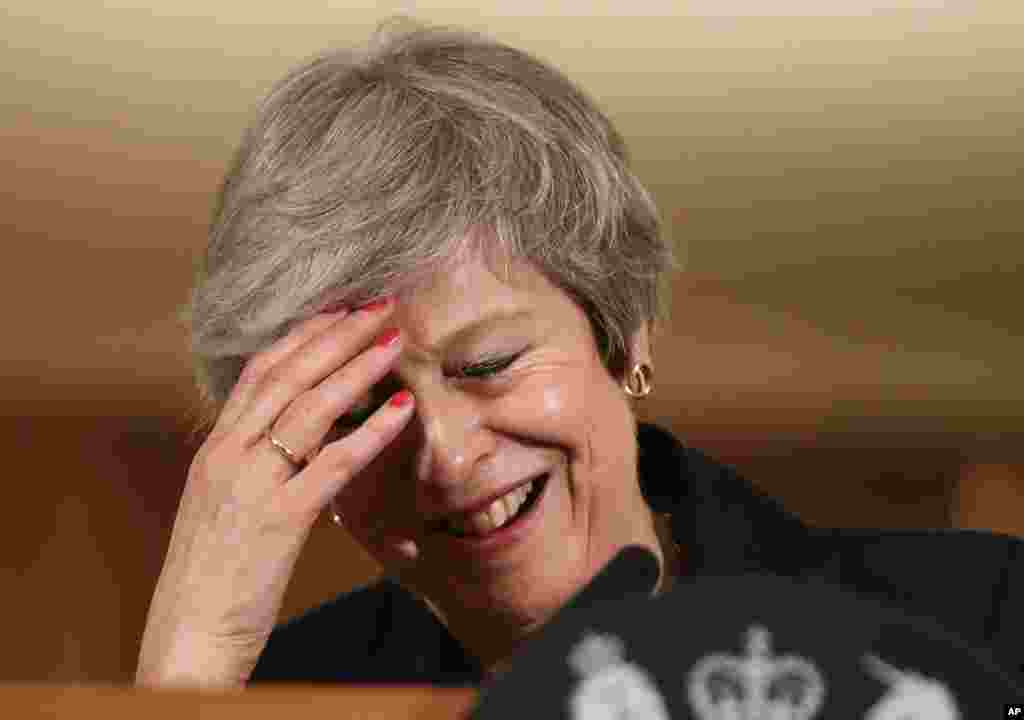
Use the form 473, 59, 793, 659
135, 299, 413, 689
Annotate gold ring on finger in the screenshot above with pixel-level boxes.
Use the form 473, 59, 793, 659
267, 432, 303, 468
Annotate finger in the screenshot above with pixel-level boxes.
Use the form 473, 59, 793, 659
278, 388, 416, 520
259, 324, 405, 483
216, 309, 349, 432
232, 299, 397, 447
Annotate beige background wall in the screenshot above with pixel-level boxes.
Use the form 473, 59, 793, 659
0, 2, 1020, 684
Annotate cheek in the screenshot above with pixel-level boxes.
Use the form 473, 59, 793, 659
530, 363, 598, 428
539, 382, 567, 418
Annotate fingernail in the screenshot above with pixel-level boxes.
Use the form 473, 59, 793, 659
375, 327, 401, 348
356, 296, 391, 313
389, 389, 413, 408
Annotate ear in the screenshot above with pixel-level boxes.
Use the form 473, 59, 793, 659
625, 320, 654, 376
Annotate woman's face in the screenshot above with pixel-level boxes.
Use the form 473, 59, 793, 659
329, 253, 659, 665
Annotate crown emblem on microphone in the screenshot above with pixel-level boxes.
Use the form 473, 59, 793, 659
687, 625, 826, 720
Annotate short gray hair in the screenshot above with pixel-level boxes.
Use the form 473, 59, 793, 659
178, 16, 681, 438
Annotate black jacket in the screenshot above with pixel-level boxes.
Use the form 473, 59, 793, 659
249, 422, 1023, 686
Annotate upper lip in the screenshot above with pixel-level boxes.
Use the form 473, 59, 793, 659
424, 469, 549, 531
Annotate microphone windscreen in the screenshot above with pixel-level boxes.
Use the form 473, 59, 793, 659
472, 573, 1023, 719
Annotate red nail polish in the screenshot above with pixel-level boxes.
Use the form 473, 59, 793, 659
375, 327, 401, 348
356, 297, 391, 313
389, 389, 413, 407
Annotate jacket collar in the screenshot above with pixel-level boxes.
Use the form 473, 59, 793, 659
637, 421, 819, 579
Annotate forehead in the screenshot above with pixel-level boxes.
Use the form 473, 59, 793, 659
393, 254, 561, 329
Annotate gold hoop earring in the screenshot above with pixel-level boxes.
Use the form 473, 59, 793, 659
623, 363, 653, 398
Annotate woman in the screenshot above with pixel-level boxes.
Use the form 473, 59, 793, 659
136, 18, 1022, 690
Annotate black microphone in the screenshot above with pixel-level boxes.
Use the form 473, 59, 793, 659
473, 561, 1023, 719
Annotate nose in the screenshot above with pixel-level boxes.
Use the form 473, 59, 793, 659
409, 388, 495, 506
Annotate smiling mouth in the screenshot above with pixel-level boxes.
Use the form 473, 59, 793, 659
436, 473, 548, 539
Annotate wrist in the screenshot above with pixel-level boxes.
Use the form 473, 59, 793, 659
136, 632, 257, 691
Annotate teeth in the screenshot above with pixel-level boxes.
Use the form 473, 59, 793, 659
478, 500, 507, 534
447, 480, 535, 536
502, 487, 522, 518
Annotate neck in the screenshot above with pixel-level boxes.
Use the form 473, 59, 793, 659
653, 511, 681, 596
414, 588, 538, 676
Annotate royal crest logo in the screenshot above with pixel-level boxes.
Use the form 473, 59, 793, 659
567, 632, 671, 720
687, 626, 826, 720
861, 654, 960, 720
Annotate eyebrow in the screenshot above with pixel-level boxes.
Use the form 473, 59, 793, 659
409, 307, 534, 361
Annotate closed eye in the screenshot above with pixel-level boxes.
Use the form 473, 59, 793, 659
453, 352, 520, 379
333, 352, 523, 428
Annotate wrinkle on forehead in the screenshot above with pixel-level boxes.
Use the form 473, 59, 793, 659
394, 253, 553, 334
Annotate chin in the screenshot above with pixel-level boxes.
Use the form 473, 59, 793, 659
412, 469, 587, 621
